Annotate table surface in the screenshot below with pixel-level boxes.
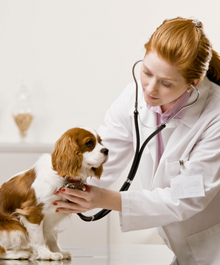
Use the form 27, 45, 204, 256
0, 245, 174, 265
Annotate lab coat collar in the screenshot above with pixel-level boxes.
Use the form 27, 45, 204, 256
138, 77, 210, 129
137, 77, 210, 175
180, 77, 210, 128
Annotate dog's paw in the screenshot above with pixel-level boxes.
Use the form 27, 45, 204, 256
0, 250, 31, 260
17, 250, 32, 260
59, 250, 72, 259
36, 248, 63, 260
49, 252, 63, 261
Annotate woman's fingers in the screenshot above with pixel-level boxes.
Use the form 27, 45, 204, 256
53, 187, 94, 212
53, 185, 122, 213
56, 187, 92, 201
53, 200, 89, 214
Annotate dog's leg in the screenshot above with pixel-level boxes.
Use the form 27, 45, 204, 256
19, 216, 63, 260
45, 233, 71, 260
0, 230, 31, 260
42, 212, 72, 260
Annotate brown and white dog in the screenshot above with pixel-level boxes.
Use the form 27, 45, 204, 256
0, 127, 108, 260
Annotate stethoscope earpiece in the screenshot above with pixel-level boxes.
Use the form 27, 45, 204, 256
77, 60, 200, 222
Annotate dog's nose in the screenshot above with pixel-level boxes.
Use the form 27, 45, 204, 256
101, 148, 109, 156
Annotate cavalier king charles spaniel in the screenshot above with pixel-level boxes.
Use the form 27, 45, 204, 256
0, 127, 108, 260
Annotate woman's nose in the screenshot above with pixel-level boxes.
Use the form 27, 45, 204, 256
147, 80, 158, 95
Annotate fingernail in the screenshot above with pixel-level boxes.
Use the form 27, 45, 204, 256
85, 185, 90, 193
53, 202, 57, 205
54, 191, 59, 194
56, 209, 59, 212
61, 188, 65, 192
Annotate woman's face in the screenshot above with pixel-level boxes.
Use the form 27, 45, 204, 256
140, 51, 190, 112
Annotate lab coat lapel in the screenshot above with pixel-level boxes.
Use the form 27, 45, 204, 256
139, 97, 158, 176
159, 77, 211, 166
138, 77, 211, 189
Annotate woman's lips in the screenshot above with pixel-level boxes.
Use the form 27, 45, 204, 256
146, 93, 159, 100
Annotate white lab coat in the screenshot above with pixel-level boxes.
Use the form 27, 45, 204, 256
90, 77, 220, 265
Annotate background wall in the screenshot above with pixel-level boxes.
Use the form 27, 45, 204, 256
0, 0, 220, 246
0, 0, 220, 143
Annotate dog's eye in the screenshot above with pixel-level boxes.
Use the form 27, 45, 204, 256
86, 140, 93, 147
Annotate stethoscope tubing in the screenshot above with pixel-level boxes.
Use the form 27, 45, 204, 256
77, 60, 199, 222
77, 112, 166, 222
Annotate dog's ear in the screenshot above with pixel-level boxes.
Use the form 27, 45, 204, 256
92, 165, 103, 179
52, 134, 83, 177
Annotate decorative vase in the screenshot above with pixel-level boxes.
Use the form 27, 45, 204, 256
12, 80, 34, 140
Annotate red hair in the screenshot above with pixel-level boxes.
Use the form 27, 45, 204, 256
144, 17, 220, 85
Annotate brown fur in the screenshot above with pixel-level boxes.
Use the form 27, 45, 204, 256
92, 166, 103, 179
15, 200, 44, 224
52, 128, 103, 179
0, 213, 27, 234
0, 168, 44, 226
0, 246, 6, 254
0, 127, 107, 260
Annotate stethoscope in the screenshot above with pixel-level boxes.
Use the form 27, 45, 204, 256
78, 60, 200, 222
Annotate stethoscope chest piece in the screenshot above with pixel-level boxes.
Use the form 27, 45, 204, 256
77, 60, 200, 222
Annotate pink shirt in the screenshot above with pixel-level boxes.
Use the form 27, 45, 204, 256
147, 89, 192, 163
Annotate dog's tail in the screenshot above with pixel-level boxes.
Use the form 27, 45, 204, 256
0, 212, 28, 255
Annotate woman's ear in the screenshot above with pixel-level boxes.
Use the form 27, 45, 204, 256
92, 165, 103, 179
51, 135, 83, 178
191, 79, 200, 87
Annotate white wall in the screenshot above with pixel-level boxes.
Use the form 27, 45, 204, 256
0, 0, 220, 143
0, 0, 220, 245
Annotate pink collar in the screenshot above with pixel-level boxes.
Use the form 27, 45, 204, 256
146, 89, 192, 124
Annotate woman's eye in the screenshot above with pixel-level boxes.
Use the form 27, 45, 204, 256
86, 141, 93, 147
161, 81, 172, 88
143, 70, 152, 76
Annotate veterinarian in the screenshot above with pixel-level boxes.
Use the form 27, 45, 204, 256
54, 17, 220, 265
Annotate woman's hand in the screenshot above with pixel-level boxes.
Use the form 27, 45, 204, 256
52, 185, 122, 214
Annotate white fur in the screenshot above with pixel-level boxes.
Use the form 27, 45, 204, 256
79, 126, 97, 137
0, 128, 108, 261
80, 127, 108, 169
83, 142, 107, 168
32, 154, 65, 206
0, 154, 70, 260
0, 230, 28, 251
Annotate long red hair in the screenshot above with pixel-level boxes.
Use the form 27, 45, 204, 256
144, 17, 220, 85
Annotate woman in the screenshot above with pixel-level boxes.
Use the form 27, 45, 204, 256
53, 17, 220, 264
